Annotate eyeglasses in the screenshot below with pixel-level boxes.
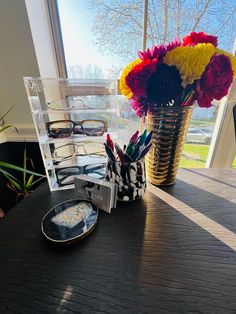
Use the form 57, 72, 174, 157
52, 142, 106, 165
46, 119, 108, 138
74, 96, 110, 109
47, 96, 110, 110
46, 99, 74, 110
55, 164, 106, 186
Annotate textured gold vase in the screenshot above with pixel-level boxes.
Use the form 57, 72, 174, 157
145, 106, 193, 185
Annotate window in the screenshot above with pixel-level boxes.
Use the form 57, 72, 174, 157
49, 0, 236, 168
57, 0, 141, 79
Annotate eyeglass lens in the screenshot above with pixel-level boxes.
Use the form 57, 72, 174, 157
74, 96, 109, 109
49, 121, 74, 138
81, 120, 105, 136
56, 164, 105, 185
48, 120, 106, 138
53, 142, 105, 164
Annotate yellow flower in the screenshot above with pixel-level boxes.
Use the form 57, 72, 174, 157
119, 59, 141, 98
215, 48, 236, 77
164, 43, 216, 87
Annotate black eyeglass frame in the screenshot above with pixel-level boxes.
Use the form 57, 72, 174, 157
46, 119, 108, 138
55, 164, 106, 186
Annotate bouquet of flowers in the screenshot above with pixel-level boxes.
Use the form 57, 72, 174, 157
120, 32, 236, 117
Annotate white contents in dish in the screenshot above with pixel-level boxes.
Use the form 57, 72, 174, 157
51, 202, 93, 229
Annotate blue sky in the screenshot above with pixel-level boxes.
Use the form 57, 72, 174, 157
57, 0, 235, 77
57, 0, 124, 76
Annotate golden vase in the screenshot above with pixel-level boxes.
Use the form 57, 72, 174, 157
145, 106, 193, 185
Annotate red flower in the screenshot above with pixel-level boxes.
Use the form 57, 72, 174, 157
195, 54, 233, 108
125, 59, 157, 97
182, 32, 218, 47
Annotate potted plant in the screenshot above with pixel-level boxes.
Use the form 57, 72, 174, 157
0, 106, 45, 216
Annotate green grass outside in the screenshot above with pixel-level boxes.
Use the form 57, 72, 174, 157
180, 144, 236, 168
189, 120, 215, 127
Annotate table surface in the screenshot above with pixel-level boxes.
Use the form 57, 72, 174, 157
0, 168, 236, 314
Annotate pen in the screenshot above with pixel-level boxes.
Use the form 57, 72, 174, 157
138, 143, 152, 160
145, 130, 153, 146
137, 130, 147, 146
125, 140, 135, 157
129, 130, 139, 144
106, 134, 114, 151
115, 143, 126, 163
131, 144, 141, 161
104, 143, 116, 162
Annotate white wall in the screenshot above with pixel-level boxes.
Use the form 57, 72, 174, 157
0, 0, 39, 139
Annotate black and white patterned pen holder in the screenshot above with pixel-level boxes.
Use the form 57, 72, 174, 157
106, 159, 146, 201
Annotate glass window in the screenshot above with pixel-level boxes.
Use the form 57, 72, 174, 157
180, 102, 219, 168
56, 0, 235, 168
233, 155, 236, 169
57, 0, 142, 79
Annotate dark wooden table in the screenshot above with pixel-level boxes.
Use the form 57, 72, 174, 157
1, 169, 236, 314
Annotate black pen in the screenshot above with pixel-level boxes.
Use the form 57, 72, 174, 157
104, 143, 116, 162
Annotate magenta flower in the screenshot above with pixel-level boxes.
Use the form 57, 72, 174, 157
138, 39, 181, 61
195, 54, 233, 108
125, 59, 157, 98
130, 97, 149, 117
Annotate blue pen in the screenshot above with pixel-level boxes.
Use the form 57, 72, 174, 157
137, 130, 147, 146
138, 143, 152, 160
145, 130, 153, 146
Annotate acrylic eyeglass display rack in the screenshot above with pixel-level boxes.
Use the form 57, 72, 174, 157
24, 77, 119, 191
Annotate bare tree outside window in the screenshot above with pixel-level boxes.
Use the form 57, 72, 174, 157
68, 64, 105, 79
88, 0, 236, 60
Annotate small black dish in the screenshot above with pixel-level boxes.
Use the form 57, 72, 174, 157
41, 199, 99, 245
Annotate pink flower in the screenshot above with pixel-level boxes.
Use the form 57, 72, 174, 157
195, 54, 233, 108
125, 59, 157, 97
130, 97, 148, 117
138, 39, 181, 61
182, 32, 218, 47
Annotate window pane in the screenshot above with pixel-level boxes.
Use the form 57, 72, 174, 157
232, 156, 236, 169
57, 0, 143, 79
180, 102, 219, 168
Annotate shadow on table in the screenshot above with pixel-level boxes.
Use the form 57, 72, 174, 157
160, 177, 236, 234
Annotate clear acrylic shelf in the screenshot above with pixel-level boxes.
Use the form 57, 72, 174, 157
24, 77, 118, 191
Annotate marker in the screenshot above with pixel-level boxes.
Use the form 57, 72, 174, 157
104, 143, 116, 162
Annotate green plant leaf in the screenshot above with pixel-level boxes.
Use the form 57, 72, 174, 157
26, 175, 34, 189
5, 174, 23, 192
0, 125, 14, 133
23, 144, 27, 184
31, 176, 45, 187
0, 161, 45, 177
0, 167, 20, 183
